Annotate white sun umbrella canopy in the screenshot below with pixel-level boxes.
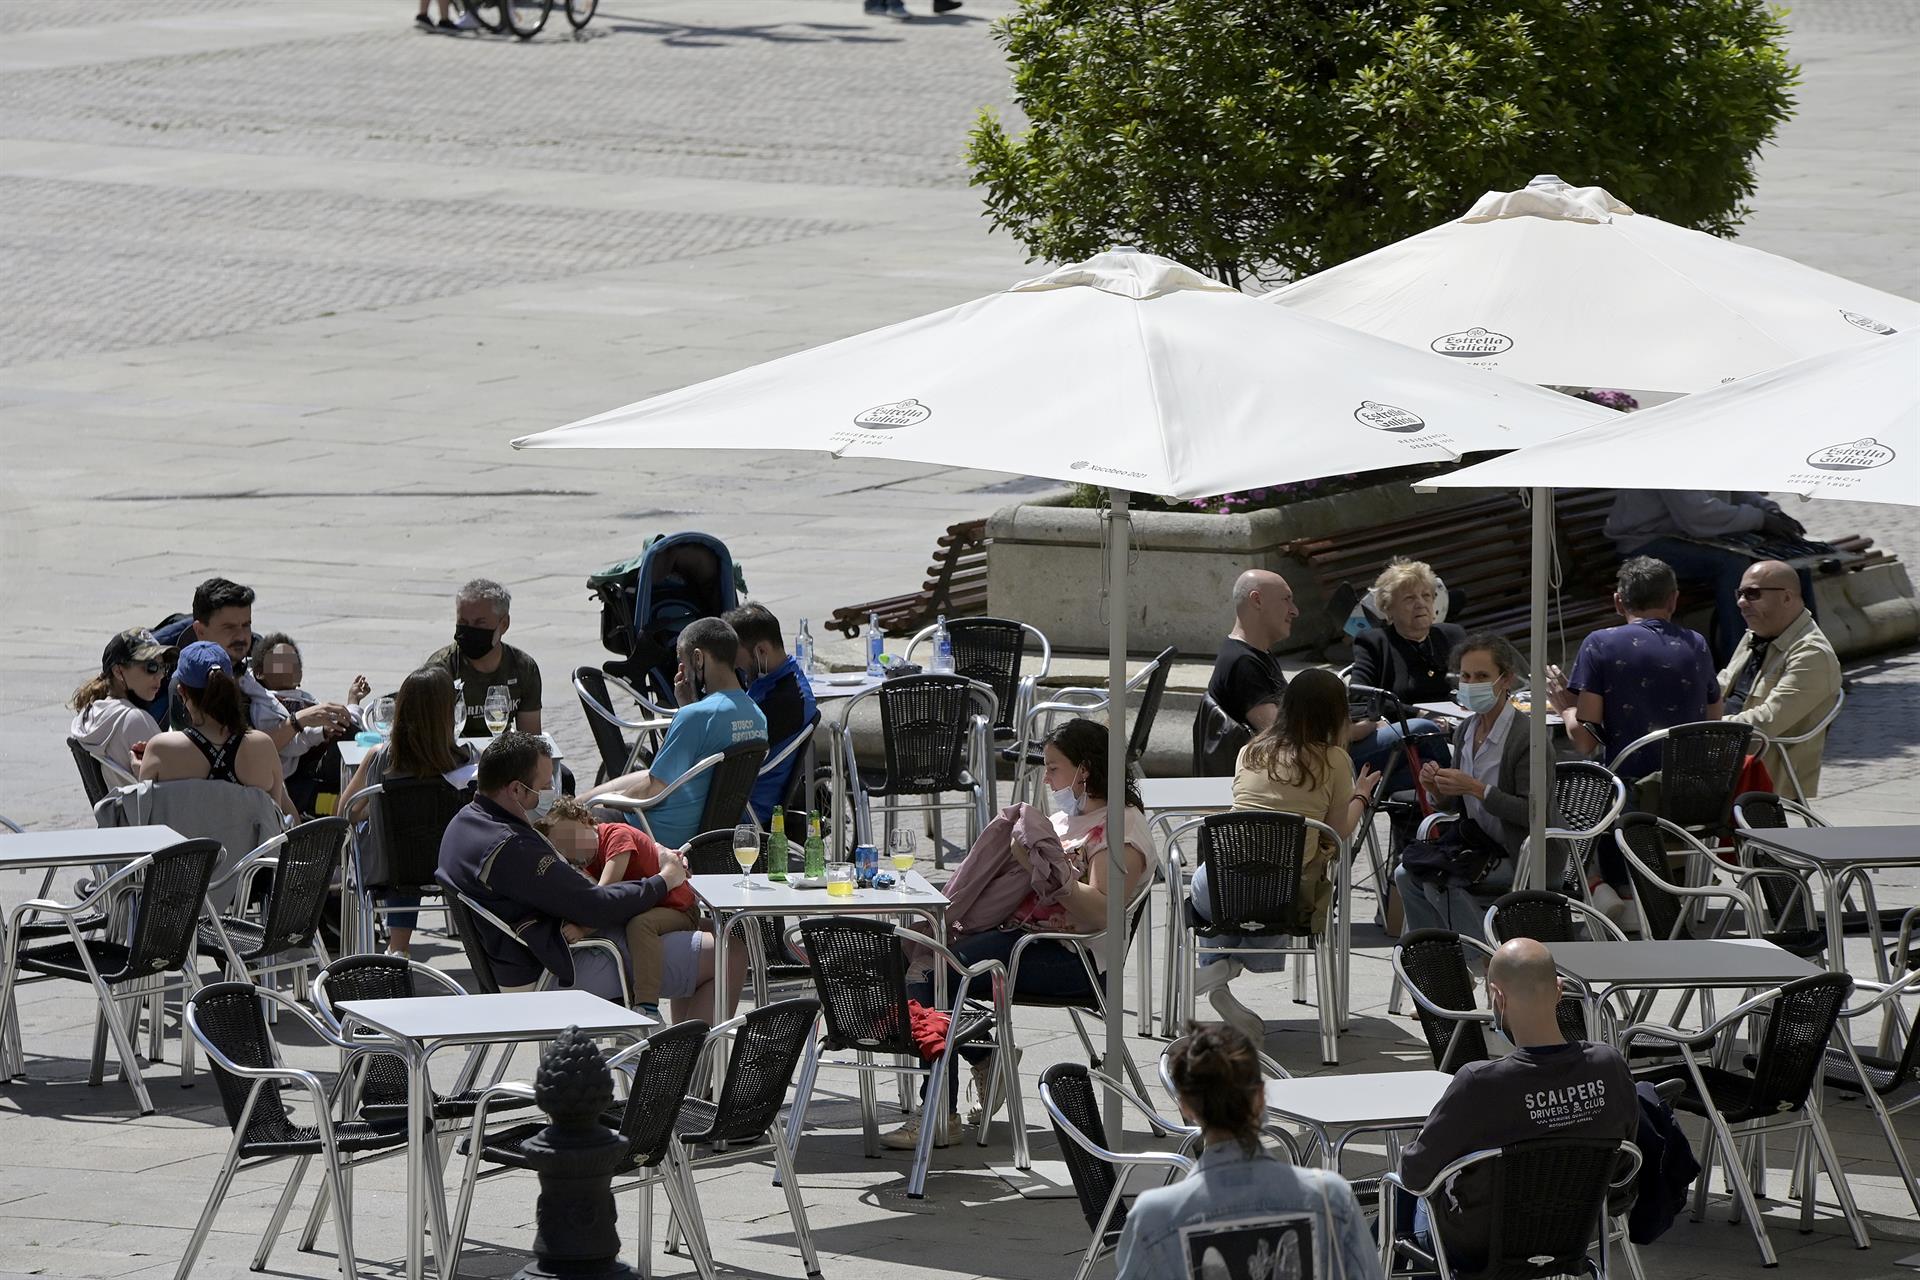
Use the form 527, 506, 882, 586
1433, 331, 1920, 504
515, 249, 1610, 1090
1267, 176, 1920, 394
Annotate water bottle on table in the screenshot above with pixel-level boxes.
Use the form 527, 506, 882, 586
794, 619, 816, 676
865, 612, 884, 677
930, 614, 954, 675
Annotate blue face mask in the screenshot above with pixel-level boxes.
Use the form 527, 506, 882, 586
1459, 680, 1502, 714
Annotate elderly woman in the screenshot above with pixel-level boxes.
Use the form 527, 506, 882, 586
1348, 559, 1463, 778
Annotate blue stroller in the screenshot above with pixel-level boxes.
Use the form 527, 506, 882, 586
588, 532, 745, 708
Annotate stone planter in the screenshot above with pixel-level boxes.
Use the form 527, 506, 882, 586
986, 482, 1483, 656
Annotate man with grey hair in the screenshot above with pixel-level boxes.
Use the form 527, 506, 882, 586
426, 577, 544, 737
1192, 569, 1298, 773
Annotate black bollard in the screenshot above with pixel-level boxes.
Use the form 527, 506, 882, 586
514, 1025, 638, 1280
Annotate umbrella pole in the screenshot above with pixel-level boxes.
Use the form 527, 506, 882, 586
1528, 486, 1552, 890
1105, 488, 1131, 1139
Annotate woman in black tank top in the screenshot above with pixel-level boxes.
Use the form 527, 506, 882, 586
136, 641, 296, 819
181, 724, 245, 785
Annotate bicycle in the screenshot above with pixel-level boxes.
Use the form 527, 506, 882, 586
459, 0, 596, 38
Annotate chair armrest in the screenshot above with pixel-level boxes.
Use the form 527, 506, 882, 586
893, 926, 1009, 988
1840, 967, 1920, 1018
7, 853, 154, 924
1607, 731, 1666, 772
1416, 812, 1457, 840
211, 829, 291, 892
591, 751, 725, 815
1040, 1080, 1197, 1175
1621, 982, 1789, 1047
1089, 1068, 1197, 1142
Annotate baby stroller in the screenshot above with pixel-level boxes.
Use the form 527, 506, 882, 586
588, 532, 745, 708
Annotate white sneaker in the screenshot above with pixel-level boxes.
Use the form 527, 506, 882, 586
1208, 983, 1266, 1045
966, 1049, 1021, 1127
1192, 958, 1243, 997
1590, 881, 1635, 931
881, 1109, 961, 1150
452, 9, 480, 28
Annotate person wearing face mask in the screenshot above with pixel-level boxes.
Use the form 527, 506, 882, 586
1395, 634, 1560, 937
437, 732, 735, 1015
1393, 938, 1636, 1272
425, 578, 544, 737
340, 666, 475, 958
722, 603, 817, 834
70, 629, 171, 784
580, 618, 768, 849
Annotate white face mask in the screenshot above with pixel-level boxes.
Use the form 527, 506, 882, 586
1048, 782, 1082, 817
522, 785, 557, 821
1459, 679, 1503, 714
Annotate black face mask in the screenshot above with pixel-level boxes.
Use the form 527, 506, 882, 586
454, 624, 495, 662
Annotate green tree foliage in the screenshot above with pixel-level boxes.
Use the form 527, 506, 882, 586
968, 1, 1797, 287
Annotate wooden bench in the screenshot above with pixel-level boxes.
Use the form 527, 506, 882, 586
828, 518, 989, 638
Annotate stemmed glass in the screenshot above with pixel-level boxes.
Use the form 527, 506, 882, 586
732, 823, 762, 889
483, 686, 512, 737
890, 828, 918, 892
368, 695, 397, 740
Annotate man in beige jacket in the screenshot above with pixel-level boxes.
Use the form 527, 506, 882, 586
1718, 560, 1842, 797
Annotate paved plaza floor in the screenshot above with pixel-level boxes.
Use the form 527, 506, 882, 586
1, 1, 1917, 1277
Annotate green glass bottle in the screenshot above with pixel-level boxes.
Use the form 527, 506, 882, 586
766, 806, 789, 882
803, 809, 826, 881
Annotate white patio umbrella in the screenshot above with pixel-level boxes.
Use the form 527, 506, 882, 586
513, 249, 1611, 1095
1268, 176, 1920, 885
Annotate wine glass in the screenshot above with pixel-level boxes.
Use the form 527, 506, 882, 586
483, 686, 512, 737
368, 695, 397, 739
732, 823, 761, 889
889, 828, 917, 888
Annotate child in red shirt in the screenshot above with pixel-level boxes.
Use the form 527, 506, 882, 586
536, 795, 698, 1008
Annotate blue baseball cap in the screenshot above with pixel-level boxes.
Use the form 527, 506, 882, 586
175, 640, 233, 690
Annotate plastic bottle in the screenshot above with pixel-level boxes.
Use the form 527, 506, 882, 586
865, 613, 884, 677
803, 810, 827, 881
930, 613, 954, 675
794, 619, 816, 676
766, 806, 789, 882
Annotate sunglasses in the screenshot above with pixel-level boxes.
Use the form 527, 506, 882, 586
117, 658, 164, 675
1735, 586, 1788, 602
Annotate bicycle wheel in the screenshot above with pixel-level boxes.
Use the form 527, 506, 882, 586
565, 0, 597, 29
504, 0, 552, 38
466, 0, 506, 33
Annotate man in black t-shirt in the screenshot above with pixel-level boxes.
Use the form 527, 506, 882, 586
1193, 570, 1298, 772
1397, 938, 1638, 1268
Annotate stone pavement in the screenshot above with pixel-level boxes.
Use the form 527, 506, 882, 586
0, 1, 1917, 1277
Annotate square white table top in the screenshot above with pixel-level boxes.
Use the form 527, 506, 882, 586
0, 825, 188, 869
337, 990, 653, 1043
338, 732, 562, 770
1548, 939, 1819, 988
809, 673, 883, 701
689, 871, 948, 913
1139, 776, 1233, 814
1263, 1070, 1453, 1127
1737, 824, 1920, 869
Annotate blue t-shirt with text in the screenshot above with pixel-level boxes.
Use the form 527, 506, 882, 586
645, 689, 767, 847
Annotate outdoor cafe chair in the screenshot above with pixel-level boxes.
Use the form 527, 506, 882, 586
1171, 811, 1345, 1064
683, 829, 809, 997
1517, 760, 1630, 901
1040, 1059, 1197, 1280
1733, 790, 1911, 942
752, 706, 821, 827
788, 916, 1022, 1198
1822, 965, 1920, 1216
1483, 889, 1628, 1043
443, 887, 634, 1010
840, 673, 995, 870
1627, 972, 1869, 1265
1153, 1033, 1308, 1165
447, 1019, 711, 1279
1608, 720, 1754, 838
1391, 929, 1494, 1074
196, 816, 344, 996
1613, 815, 1825, 958
66, 735, 117, 807
905, 615, 1051, 749
0, 814, 115, 1074
1005, 646, 1176, 807
1755, 684, 1845, 806
1378, 1137, 1643, 1280
572, 665, 673, 785
0, 837, 222, 1114
343, 775, 471, 956
175, 981, 409, 1280
591, 739, 768, 843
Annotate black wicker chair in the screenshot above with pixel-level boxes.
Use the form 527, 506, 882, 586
349, 775, 472, 954
1041, 1060, 1197, 1280
175, 981, 408, 1280
1126, 646, 1179, 771
1483, 889, 1627, 1042
674, 998, 824, 1277
67, 735, 115, 807
572, 665, 671, 784
197, 817, 345, 990
1610, 721, 1753, 836
593, 739, 768, 842
1536, 760, 1628, 898
907, 616, 1046, 746
1824, 967, 1920, 1216
446, 1019, 711, 1278
789, 916, 1019, 1197
1382, 1137, 1642, 1280
684, 829, 809, 992
1733, 790, 1909, 939
1178, 811, 1342, 1064
1630, 972, 1867, 1265
1613, 815, 1824, 957
0, 838, 221, 1113
846, 673, 993, 870
1391, 929, 1493, 1073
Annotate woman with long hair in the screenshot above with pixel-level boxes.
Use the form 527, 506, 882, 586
138, 641, 295, 818
1192, 667, 1381, 1043
889, 716, 1154, 1150
70, 629, 169, 783
340, 665, 474, 957
1114, 1023, 1381, 1280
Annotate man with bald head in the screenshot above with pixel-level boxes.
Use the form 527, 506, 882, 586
1719, 560, 1842, 796
1396, 938, 1637, 1267
1192, 570, 1299, 773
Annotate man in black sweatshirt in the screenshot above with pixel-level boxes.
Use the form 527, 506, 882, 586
1397, 937, 1638, 1269
438, 732, 685, 996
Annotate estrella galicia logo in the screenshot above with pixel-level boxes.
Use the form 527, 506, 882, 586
1430, 327, 1514, 357
853, 398, 932, 430
1840, 310, 1897, 335
1354, 400, 1426, 433
1806, 437, 1896, 472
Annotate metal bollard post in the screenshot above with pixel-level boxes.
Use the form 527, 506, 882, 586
515, 1025, 638, 1280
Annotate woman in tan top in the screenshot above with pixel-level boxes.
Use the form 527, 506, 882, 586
1194, 668, 1380, 1043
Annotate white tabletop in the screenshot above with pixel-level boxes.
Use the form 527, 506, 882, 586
1139, 776, 1234, 814
0, 825, 188, 869
1413, 700, 1472, 720
339, 732, 562, 770
809, 673, 883, 701
337, 990, 652, 1043
689, 870, 948, 913
1263, 1070, 1453, 1127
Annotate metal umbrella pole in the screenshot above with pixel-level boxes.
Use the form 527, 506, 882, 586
1104, 487, 1131, 1138
1527, 486, 1552, 887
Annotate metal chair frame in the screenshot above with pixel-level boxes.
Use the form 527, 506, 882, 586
1007, 653, 1169, 806
905, 616, 1052, 747
838, 675, 997, 870
1482, 890, 1629, 950
199, 818, 346, 998
1153, 1035, 1307, 1164
448, 888, 634, 1009
1515, 761, 1629, 900
589, 739, 768, 841
1754, 685, 1845, 806
572, 666, 674, 782
341, 778, 469, 955
1391, 930, 1496, 1073
1344, 681, 1453, 903
751, 707, 821, 826
1040, 1060, 1198, 1280
175, 983, 411, 1280
1826, 966, 1920, 1217
1607, 720, 1756, 837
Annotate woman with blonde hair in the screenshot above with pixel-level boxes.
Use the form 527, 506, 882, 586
1348, 558, 1462, 777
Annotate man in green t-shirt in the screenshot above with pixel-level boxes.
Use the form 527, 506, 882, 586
425, 578, 544, 738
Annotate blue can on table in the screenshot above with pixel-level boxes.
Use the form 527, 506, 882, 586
854, 843, 879, 887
